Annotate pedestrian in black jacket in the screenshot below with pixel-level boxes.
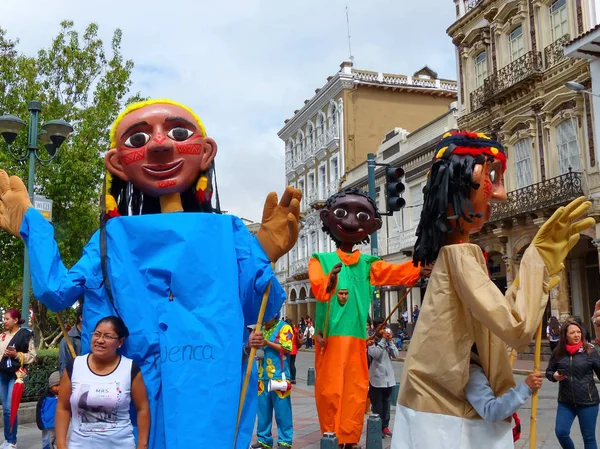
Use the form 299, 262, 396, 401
546, 320, 600, 449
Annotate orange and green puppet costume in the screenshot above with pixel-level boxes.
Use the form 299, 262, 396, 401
308, 188, 422, 446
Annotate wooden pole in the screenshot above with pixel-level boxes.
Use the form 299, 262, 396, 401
529, 322, 543, 449
233, 263, 274, 449
382, 286, 414, 328
509, 349, 516, 367
55, 312, 76, 358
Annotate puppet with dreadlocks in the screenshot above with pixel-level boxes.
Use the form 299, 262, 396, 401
308, 187, 428, 448
0, 99, 301, 449
391, 131, 595, 449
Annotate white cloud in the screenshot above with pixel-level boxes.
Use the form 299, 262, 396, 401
2, 0, 456, 222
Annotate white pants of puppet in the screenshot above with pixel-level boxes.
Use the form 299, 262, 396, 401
391, 405, 514, 449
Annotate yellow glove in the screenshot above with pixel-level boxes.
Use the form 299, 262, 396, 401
532, 196, 596, 276
511, 274, 560, 292
256, 186, 302, 262
0, 170, 32, 238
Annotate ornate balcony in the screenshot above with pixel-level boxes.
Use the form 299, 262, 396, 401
490, 169, 583, 222
492, 51, 542, 95
544, 34, 570, 69
325, 126, 339, 152
290, 257, 309, 277
314, 134, 327, 161
470, 84, 486, 112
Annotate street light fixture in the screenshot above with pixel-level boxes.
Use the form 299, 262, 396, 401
0, 101, 73, 328
565, 81, 600, 99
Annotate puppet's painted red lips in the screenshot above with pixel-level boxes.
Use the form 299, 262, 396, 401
337, 224, 363, 235
143, 160, 184, 179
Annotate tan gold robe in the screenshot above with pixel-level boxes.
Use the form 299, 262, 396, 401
392, 243, 550, 449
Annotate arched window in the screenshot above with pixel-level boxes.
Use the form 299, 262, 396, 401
306, 122, 314, 151
328, 102, 338, 130
474, 51, 488, 88
316, 113, 326, 137
286, 140, 294, 157
550, 0, 569, 42
513, 138, 533, 189
296, 132, 304, 156
509, 26, 524, 62
556, 119, 580, 174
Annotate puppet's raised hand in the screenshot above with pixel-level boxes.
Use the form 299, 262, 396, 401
0, 170, 32, 238
532, 196, 595, 276
257, 186, 302, 262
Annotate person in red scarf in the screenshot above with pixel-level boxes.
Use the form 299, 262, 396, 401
546, 320, 600, 448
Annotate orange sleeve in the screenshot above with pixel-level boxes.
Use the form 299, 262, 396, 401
308, 257, 336, 302
370, 260, 420, 287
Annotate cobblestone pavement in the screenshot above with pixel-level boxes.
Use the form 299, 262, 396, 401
8, 350, 596, 448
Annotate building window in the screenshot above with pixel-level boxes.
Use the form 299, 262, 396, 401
296, 133, 304, 156
330, 157, 339, 183
316, 113, 325, 137
298, 179, 305, 209
410, 184, 424, 228
320, 229, 329, 253
308, 173, 315, 197
306, 123, 314, 151
550, 0, 569, 42
556, 119, 580, 174
509, 26, 525, 62
474, 51, 488, 88
513, 138, 533, 189
318, 165, 327, 198
328, 102, 338, 130
309, 231, 316, 255
299, 235, 306, 259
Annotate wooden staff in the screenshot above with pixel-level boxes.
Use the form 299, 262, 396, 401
529, 322, 543, 449
367, 286, 414, 345
55, 312, 76, 358
321, 297, 332, 355
233, 263, 275, 449
509, 348, 516, 367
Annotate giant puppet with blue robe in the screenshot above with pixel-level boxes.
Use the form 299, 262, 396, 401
0, 100, 302, 449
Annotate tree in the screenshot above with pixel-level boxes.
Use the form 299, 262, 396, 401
0, 21, 143, 345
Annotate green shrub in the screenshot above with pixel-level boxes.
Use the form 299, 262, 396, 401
24, 349, 59, 402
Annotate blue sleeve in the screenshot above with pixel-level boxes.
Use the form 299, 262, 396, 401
233, 217, 286, 328
465, 364, 531, 422
58, 339, 67, 375
20, 208, 102, 312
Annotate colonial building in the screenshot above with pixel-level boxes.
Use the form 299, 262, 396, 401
448, 0, 600, 327
341, 105, 459, 333
277, 61, 457, 324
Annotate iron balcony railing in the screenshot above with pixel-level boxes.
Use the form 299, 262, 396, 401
490, 169, 583, 222
544, 34, 571, 69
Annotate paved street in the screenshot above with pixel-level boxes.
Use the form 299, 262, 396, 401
7, 350, 598, 448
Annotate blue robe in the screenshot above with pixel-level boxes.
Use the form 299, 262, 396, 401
20, 208, 285, 449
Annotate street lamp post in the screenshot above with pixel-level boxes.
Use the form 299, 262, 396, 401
0, 101, 73, 328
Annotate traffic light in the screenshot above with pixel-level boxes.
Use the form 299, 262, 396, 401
385, 167, 406, 212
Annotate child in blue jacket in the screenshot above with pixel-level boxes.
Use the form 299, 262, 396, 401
36, 371, 60, 449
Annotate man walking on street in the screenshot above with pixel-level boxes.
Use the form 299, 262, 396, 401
368, 317, 399, 438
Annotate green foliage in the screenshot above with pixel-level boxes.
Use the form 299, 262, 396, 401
24, 349, 59, 401
0, 21, 143, 336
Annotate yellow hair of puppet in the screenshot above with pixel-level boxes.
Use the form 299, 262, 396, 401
109, 99, 207, 149
105, 99, 208, 216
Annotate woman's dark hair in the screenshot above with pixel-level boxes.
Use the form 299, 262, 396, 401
549, 316, 560, 336
5, 309, 24, 325
322, 187, 381, 249
553, 320, 593, 360
413, 131, 505, 267
95, 316, 130, 339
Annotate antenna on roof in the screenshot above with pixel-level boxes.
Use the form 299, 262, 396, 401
346, 6, 354, 63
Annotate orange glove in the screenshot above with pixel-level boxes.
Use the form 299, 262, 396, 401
0, 170, 32, 238
257, 186, 301, 262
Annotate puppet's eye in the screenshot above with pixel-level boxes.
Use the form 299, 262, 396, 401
357, 211, 371, 222
167, 127, 194, 141
333, 208, 347, 218
124, 132, 150, 148
489, 169, 497, 183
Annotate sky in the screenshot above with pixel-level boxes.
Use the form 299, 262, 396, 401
2, 0, 458, 222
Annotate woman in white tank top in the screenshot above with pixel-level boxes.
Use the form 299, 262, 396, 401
55, 316, 150, 449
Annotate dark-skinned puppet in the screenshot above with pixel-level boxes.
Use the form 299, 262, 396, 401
308, 187, 425, 446
0, 99, 302, 449
391, 131, 595, 449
